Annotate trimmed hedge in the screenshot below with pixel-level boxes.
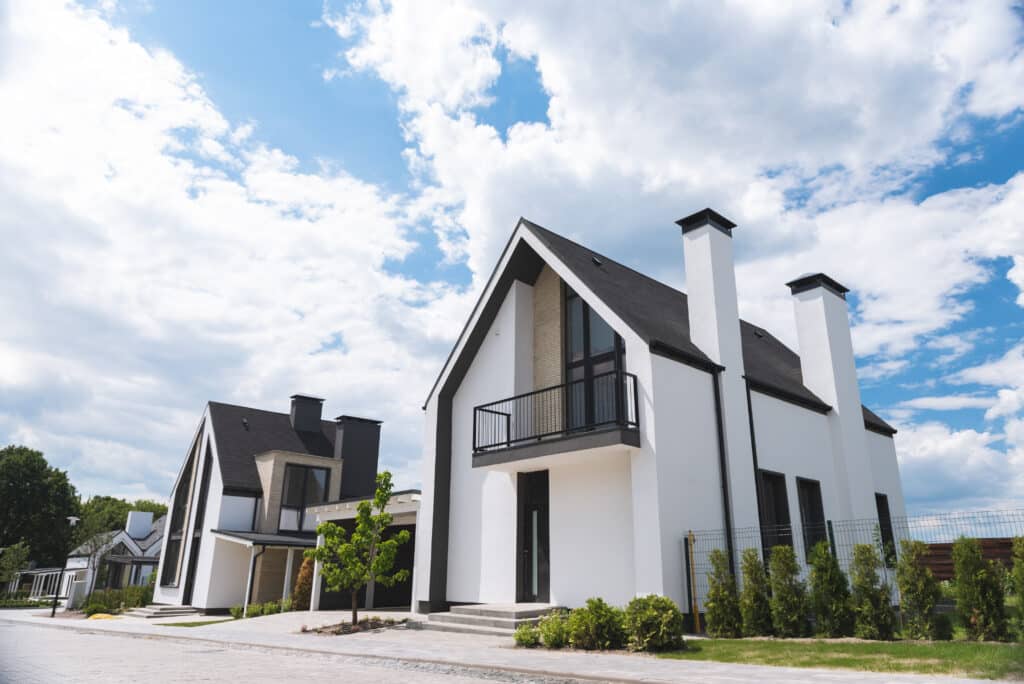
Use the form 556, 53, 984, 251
623, 594, 685, 651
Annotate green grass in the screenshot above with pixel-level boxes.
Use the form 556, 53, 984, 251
659, 639, 1024, 680
161, 618, 235, 628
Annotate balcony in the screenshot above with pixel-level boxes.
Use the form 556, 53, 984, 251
472, 370, 640, 468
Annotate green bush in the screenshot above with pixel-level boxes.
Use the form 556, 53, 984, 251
896, 539, 941, 640
262, 600, 281, 615
769, 545, 807, 637
952, 536, 1008, 641
83, 602, 109, 616
623, 595, 685, 652
229, 605, 244, 619
513, 623, 540, 648
739, 547, 773, 636
292, 556, 314, 611
808, 541, 853, 637
247, 602, 264, 618
281, 597, 293, 613
537, 610, 570, 649
1011, 537, 1024, 640
567, 597, 626, 650
705, 549, 742, 638
930, 612, 954, 641
850, 543, 896, 640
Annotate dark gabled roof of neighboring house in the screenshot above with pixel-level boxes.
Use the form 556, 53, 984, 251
67, 513, 167, 558
208, 401, 337, 497
520, 219, 896, 436
136, 515, 166, 553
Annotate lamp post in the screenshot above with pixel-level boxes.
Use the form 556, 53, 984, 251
50, 515, 80, 618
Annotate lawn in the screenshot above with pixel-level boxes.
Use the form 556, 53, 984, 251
660, 639, 1024, 680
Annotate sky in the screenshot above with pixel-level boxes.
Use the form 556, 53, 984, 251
0, 0, 1022, 516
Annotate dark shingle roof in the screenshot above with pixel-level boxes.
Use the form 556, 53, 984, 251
208, 402, 337, 496
521, 219, 895, 436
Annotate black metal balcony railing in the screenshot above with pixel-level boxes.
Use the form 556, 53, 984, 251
473, 370, 639, 453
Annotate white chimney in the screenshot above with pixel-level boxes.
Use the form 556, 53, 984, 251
126, 510, 153, 539
677, 209, 759, 531
786, 273, 876, 520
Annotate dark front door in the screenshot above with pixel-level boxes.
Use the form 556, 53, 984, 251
517, 470, 550, 603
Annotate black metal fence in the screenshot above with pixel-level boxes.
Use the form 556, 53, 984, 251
682, 508, 1024, 616
473, 370, 639, 452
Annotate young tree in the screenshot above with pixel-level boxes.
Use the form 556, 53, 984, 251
850, 543, 896, 640
705, 549, 741, 637
0, 541, 31, 586
292, 556, 314, 611
739, 547, 773, 636
896, 539, 941, 639
305, 471, 410, 625
952, 536, 1007, 641
1012, 537, 1024, 640
769, 545, 807, 637
0, 446, 79, 566
808, 541, 853, 637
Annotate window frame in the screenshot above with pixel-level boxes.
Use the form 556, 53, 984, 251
562, 285, 625, 430
277, 464, 331, 533
757, 469, 793, 553
875, 492, 897, 567
795, 477, 827, 560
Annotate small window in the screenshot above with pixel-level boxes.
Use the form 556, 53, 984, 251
758, 470, 793, 552
796, 478, 827, 559
875, 493, 896, 567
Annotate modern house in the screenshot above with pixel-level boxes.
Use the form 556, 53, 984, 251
66, 511, 165, 597
152, 396, 385, 612
411, 209, 905, 615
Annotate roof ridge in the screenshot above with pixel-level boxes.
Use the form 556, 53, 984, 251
207, 400, 336, 426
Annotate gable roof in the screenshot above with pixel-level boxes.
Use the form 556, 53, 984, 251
521, 219, 895, 436
208, 402, 337, 496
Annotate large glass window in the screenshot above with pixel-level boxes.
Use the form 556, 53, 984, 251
564, 286, 624, 430
875, 493, 896, 567
797, 478, 827, 560
161, 424, 202, 587
278, 465, 330, 532
758, 469, 793, 552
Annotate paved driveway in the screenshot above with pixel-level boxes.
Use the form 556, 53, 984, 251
0, 610, 1005, 683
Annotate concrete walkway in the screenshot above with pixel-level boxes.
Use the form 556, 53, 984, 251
0, 609, 1004, 683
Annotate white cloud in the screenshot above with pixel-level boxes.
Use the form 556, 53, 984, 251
897, 395, 997, 411
952, 343, 1024, 386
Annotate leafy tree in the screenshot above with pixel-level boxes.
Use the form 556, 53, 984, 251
952, 536, 1007, 641
739, 547, 773, 636
305, 471, 410, 625
769, 545, 808, 637
850, 543, 896, 640
808, 541, 853, 637
705, 548, 741, 637
0, 446, 79, 566
1012, 537, 1024, 640
292, 556, 314, 611
896, 539, 941, 639
0, 541, 31, 585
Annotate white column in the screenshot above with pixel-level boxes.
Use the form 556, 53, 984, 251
310, 534, 323, 612
282, 548, 295, 601
242, 546, 255, 617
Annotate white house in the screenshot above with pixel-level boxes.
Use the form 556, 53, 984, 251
65, 511, 165, 599
411, 209, 906, 615
152, 395, 386, 612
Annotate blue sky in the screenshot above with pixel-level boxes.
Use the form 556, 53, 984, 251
1, 1, 1023, 515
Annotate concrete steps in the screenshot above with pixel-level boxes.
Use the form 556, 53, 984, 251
124, 604, 203, 619
422, 603, 562, 636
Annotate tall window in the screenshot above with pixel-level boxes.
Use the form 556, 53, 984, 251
564, 286, 623, 429
796, 478, 827, 559
278, 465, 330, 532
757, 470, 792, 552
875, 493, 896, 567
161, 423, 203, 587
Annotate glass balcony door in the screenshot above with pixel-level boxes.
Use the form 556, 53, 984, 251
565, 286, 623, 431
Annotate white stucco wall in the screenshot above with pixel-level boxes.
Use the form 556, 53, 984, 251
202, 537, 252, 608
445, 284, 524, 603
866, 430, 907, 520
648, 354, 724, 608
412, 399, 438, 609
548, 449, 635, 607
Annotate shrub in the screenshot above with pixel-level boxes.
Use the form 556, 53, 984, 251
952, 536, 1008, 641
705, 549, 742, 638
931, 612, 954, 641
513, 623, 540, 647
808, 541, 853, 637
567, 597, 626, 650
83, 602, 109, 616
1011, 537, 1024, 640
739, 547, 773, 637
850, 543, 896, 640
292, 556, 314, 611
262, 600, 281, 615
229, 605, 244, 619
896, 539, 941, 639
537, 610, 570, 649
623, 595, 685, 652
281, 597, 293, 613
769, 545, 807, 637
246, 602, 264, 618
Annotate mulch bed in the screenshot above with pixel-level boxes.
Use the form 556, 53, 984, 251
309, 618, 408, 635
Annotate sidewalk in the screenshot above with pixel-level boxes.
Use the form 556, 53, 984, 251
0, 609, 1000, 684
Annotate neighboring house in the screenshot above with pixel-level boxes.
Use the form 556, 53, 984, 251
412, 209, 906, 614
66, 511, 165, 597
152, 395, 384, 611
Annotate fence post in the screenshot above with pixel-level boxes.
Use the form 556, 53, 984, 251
683, 536, 693, 629
687, 530, 701, 634
827, 520, 837, 559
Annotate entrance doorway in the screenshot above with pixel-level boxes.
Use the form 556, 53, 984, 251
516, 470, 550, 603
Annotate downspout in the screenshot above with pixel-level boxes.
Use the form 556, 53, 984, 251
711, 371, 736, 575
744, 384, 765, 545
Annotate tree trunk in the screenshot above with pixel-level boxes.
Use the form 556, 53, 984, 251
351, 589, 359, 626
